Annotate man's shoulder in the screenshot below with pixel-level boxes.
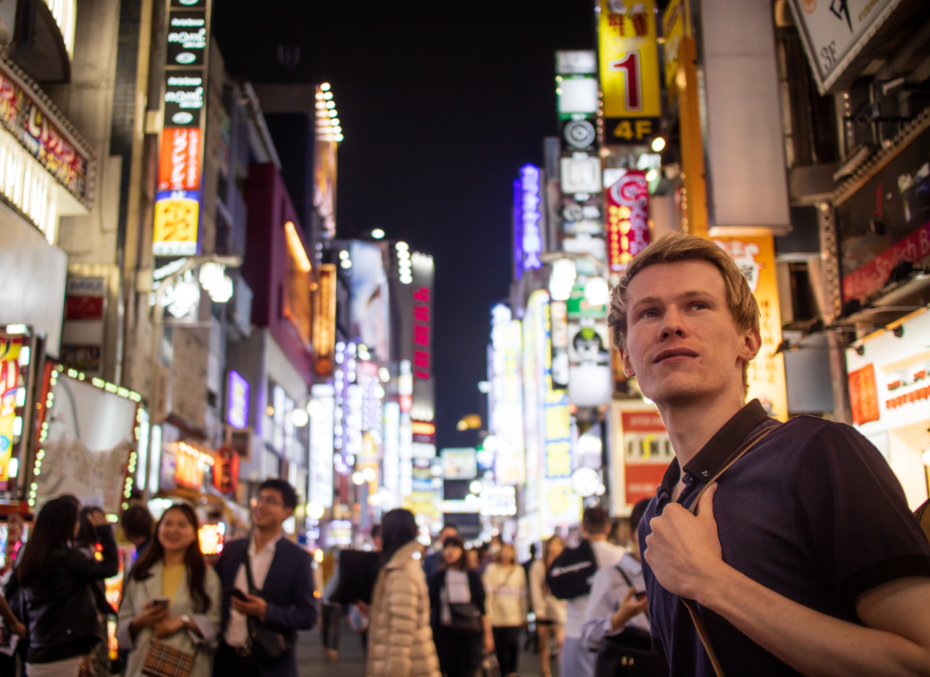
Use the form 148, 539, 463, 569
275, 537, 311, 563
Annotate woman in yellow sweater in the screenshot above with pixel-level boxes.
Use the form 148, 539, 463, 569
118, 504, 222, 677
482, 543, 528, 677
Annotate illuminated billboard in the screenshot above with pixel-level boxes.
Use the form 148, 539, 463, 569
489, 305, 525, 486
597, 0, 661, 144
283, 221, 312, 347
154, 0, 211, 257
313, 264, 337, 377
606, 171, 651, 273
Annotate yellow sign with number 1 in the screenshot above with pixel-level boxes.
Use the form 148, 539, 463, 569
598, 0, 662, 142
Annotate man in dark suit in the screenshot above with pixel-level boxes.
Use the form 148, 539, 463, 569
213, 478, 317, 677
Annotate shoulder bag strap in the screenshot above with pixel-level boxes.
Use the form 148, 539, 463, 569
243, 546, 257, 595
679, 424, 777, 677
615, 562, 649, 623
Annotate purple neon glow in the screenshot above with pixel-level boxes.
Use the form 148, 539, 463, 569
226, 370, 250, 429
519, 164, 542, 271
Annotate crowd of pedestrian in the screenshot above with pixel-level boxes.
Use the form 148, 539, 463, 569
0, 486, 654, 677
0, 477, 316, 677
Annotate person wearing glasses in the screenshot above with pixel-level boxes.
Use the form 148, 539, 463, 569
212, 479, 317, 677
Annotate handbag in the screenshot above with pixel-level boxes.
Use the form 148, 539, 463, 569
680, 425, 777, 677
141, 640, 195, 677
447, 602, 483, 634
593, 567, 668, 677
243, 551, 295, 664
481, 651, 502, 677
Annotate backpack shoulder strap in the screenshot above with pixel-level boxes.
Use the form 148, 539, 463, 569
679, 423, 777, 677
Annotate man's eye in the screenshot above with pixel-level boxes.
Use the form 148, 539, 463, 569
692, 302, 708, 310
641, 310, 658, 319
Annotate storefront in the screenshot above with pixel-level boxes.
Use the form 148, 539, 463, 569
846, 309, 930, 510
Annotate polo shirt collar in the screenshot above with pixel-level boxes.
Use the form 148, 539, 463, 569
657, 399, 770, 499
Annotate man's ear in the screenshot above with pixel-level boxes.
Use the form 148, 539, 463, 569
620, 346, 636, 378
740, 327, 762, 362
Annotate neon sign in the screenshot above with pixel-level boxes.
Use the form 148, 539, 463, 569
517, 164, 543, 272
226, 371, 249, 429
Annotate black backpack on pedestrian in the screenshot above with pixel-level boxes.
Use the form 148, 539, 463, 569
545, 539, 597, 599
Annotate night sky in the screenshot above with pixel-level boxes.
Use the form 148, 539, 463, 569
213, 1, 595, 451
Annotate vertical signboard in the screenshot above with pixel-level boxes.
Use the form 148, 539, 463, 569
411, 252, 435, 425
154, 0, 211, 257
662, 0, 691, 107
597, 0, 661, 144
490, 305, 525, 485
714, 235, 788, 421
313, 264, 337, 377
309, 383, 335, 509
515, 164, 544, 276
606, 171, 651, 273
0, 338, 21, 483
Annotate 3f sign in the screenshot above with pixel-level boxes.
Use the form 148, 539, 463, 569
609, 52, 642, 112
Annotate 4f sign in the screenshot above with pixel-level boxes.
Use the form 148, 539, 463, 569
598, 0, 661, 126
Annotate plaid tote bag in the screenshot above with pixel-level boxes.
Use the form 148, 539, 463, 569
141, 640, 196, 677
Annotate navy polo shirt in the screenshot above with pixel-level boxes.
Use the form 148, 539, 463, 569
639, 400, 930, 677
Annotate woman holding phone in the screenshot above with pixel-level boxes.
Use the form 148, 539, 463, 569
118, 503, 222, 677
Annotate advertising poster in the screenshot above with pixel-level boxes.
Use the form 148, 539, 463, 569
714, 235, 788, 422
597, 0, 661, 143
622, 410, 672, 505
0, 338, 21, 483
567, 321, 612, 407
350, 242, 388, 358
441, 448, 478, 480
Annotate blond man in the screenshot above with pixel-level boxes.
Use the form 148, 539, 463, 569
608, 232, 930, 676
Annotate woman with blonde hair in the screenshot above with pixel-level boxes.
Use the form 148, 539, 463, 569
118, 503, 222, 677
482, 543, 527, 677
529, 537, 567, 677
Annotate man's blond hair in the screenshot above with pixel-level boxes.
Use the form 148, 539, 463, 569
607, 232, 760, 391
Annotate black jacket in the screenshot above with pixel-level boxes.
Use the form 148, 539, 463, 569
428, 568, 486, 627
21, 525, 119, 664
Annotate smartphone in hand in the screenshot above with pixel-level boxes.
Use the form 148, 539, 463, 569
226, 587, 249, 602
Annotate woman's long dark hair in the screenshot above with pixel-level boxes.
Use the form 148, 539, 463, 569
18, 497, 79, 586
131, 504, 211, 612
380, 508, 418, 565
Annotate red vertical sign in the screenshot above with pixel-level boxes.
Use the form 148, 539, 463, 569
606, 171, 651, 273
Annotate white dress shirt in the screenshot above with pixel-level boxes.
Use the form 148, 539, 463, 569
225, 531, 284, 647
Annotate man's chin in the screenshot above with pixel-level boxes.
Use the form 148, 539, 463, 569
641, 379, 714, 406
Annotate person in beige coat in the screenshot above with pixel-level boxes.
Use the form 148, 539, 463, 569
118, 504, 222, 677
365, 509, 440, 677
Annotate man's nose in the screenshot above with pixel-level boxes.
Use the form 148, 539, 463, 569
658, 306, 686, 339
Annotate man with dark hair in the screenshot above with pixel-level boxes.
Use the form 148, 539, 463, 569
581, 499, 654, 655
120, 504, 154, 559
213, 478, 316, 677
422, 523, 458, 584
561, 507, 625, 677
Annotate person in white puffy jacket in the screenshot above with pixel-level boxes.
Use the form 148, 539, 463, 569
366, 509, 440, 677
528, 537, 567, 677
483, 544, 528, 677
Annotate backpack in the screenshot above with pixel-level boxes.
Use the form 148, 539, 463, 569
545, 539, 597, 600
